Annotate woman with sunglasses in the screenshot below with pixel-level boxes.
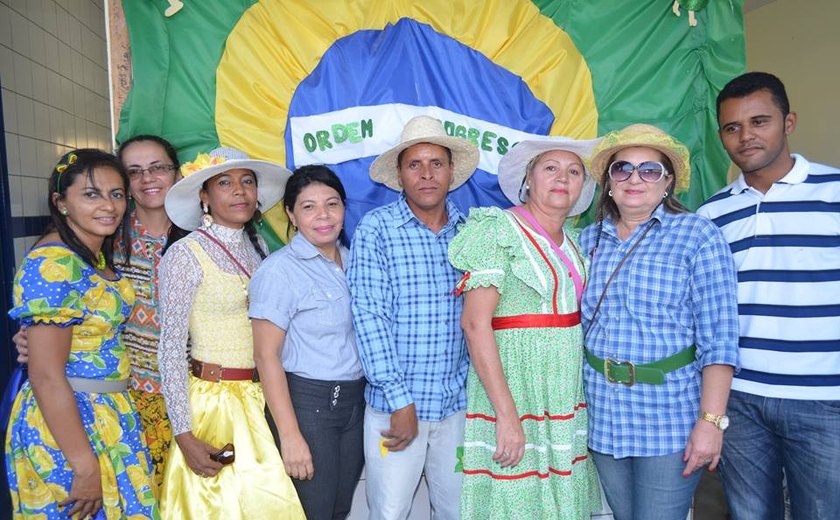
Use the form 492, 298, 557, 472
580, 124, 739, 520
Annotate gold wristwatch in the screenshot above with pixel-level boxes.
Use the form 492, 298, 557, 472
700, 411, 730, 431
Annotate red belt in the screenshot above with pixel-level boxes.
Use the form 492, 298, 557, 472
190, 359, 259, 383
491, 312, 581, 330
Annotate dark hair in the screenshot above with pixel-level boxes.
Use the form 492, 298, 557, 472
716, 72, 790, 119
201, 173, 267, 260
284, 164, 348, 242
594, 150, 688, 223
397, 144, 453, 169
115, 135, 188, 261
45, 149, 128, 269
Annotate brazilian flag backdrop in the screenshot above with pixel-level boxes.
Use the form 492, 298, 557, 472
117, 0, 745, 247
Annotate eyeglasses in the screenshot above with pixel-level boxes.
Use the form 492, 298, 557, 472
127, 164, 177, 179
608, 160, 669, 183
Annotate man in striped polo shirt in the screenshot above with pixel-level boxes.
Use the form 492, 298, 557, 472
698, 72, 840, 520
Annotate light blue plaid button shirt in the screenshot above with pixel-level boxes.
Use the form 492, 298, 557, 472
580, 206, 740, 457
348, 194, 468, 422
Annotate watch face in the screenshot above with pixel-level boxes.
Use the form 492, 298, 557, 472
719, 416, 730, 430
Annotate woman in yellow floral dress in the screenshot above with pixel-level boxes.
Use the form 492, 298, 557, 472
6, 150, 158, 518
14, 136, 187, 492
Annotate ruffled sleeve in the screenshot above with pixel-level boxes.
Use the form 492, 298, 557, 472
9, 246, 87, 327
448, 207, 514, 294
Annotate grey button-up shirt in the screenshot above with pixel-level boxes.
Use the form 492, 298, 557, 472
250, 233, 363, 381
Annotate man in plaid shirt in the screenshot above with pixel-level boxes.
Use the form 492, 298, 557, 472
348, 116, 479, 520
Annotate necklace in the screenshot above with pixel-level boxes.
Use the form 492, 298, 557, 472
94, 250, 106, 270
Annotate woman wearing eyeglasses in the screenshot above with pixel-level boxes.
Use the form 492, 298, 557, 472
580, 124, 739, 520
115, 135, 187, 490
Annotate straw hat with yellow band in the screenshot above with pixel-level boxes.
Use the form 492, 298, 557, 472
590, 124, 691, 194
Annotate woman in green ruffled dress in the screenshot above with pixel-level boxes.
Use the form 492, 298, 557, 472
449, 138, 602, 520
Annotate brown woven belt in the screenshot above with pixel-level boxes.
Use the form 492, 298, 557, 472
190, 359, 259, 383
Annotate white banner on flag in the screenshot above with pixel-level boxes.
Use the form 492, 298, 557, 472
289, 104, 554, 175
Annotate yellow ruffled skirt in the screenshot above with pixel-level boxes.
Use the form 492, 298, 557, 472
159, 376, 304, 519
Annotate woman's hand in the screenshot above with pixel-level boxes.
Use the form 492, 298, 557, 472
494, 412, 526, 468
175, 432, 224, 478
280, 431, 314, 480
682, 418, 722, 476
59, 455, 102, 519
13, 326, 28, 363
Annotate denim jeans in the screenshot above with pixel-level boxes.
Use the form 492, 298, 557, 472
590, 450, 702, 520
268, 373, 366, 520
720, 390, 840, 520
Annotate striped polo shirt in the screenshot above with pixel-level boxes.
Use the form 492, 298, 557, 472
697, 154, 840, 400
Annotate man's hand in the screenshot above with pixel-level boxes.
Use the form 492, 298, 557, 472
13, 326, 29, 364
381, 403, 418, 452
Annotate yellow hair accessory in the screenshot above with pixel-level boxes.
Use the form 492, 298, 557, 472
55, 152, 79, 192
179, 153, 227, 177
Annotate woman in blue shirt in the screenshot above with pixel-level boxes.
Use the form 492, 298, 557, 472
580, 124, 739, 520
250, 165, 366, 520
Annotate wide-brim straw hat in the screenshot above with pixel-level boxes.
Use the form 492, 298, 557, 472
497, 137, 601, 217
369, 115, 480, 191
165, 147, 291, 231
590, 124, 691, 193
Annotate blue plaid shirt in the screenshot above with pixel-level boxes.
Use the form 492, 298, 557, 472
580, 206, 739, 457
348, 194, 468, 421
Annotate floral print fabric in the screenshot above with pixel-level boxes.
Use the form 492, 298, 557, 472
5, 244, 159, 519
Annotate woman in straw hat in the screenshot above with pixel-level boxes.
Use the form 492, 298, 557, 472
449, 138, 603, 519
156, 147, 304, 518
580, 124, 738, 520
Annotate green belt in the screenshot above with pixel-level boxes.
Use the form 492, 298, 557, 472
585, 345, 697, 386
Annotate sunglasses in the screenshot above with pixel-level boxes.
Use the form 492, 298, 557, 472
608, 160, 669, 183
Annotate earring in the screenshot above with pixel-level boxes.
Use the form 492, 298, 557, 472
663, 192, 669, 199
59, 208, 68, 216
608, 190, 613, 197
201, 203, 214, 227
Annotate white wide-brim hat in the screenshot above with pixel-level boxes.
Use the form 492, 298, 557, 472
369, 115, 480, 191
497, 137, 601, 217
165, 147, 291, 231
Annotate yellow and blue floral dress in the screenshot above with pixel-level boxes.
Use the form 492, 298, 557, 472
5, 244, 159, 519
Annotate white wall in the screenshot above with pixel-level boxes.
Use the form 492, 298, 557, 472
0, 0, 113, 269
745, 0, 840, 166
